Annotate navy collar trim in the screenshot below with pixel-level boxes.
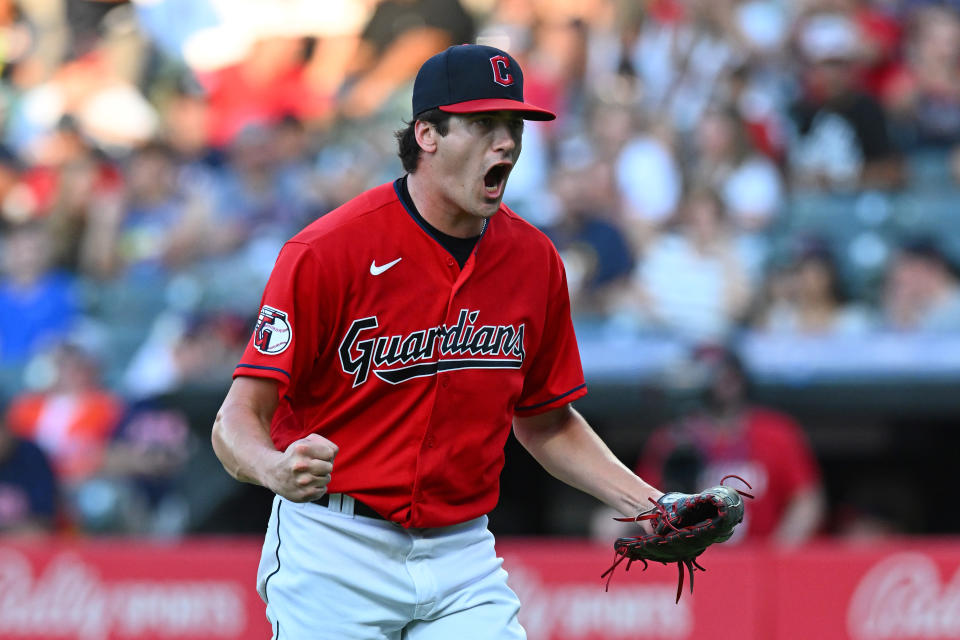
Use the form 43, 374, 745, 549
392, 176, 489, 258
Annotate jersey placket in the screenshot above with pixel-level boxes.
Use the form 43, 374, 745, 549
406, 242, 480, 525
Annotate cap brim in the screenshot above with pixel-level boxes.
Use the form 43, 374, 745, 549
439, 98, 556, 121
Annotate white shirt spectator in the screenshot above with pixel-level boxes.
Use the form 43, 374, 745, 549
616, 134, 682, 225
721, 154, 783, 229
632, 17, 739, 133
637, 233, 747, 341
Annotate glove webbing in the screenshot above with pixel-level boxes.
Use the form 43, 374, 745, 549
601, 475, 754, 603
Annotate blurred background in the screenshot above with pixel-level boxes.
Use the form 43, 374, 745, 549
0, 0, 959, 637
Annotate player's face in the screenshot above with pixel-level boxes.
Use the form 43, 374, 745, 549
433, 112, 523, 221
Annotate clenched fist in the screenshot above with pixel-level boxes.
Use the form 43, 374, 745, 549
267, 433, 339, 502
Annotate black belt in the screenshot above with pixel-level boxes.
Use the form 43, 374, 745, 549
312, 493, 384, 520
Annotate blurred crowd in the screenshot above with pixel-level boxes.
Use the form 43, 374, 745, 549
2, 0, 960, 538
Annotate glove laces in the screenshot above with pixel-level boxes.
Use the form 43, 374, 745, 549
601, 475, 754, 602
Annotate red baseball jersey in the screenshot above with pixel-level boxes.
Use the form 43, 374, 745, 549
636, 408, 822, 540
235, 181, 587, 528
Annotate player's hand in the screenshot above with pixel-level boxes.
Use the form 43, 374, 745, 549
636, 488, 664, 535
266, 434, 338, 502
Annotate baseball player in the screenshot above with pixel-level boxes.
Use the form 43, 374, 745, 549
211, 44, 664, 639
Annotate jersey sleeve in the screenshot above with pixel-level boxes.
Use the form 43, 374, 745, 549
234, 241, 324, 400
514, 247, 587, 416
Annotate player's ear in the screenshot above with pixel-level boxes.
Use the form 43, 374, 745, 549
414, 120, 439, 154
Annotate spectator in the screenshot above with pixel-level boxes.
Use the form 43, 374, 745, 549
720, 63, 789, 162
199, 35, 326, 148
84, 398, 194, 535
881, 237, 960, 332
272, 115, 327, 224
123, 311, 249, 399
158, 78, 222, 175
80, 140, 209, 279
515, 16, 589, 126
624, 344, 826, 546
591, 96, 645, 162
849, 0, 903, 99
616, 186, 752, 341
0, 399, 58, 536
332, 0, 475, 119
883, 5, 960, 151
154, 79, 225, 243
787, 12, 903, 190
0, 221, 80, 365
312, 138, 385, 215
688, 103, 784, 232
207, 123, 315, 259
615, 116, 683, 242
630, 0, 746, 134
751, 240, 876, 335
0, 0, 36, 84
548, 156, 634, 316
5, 341, 124, 488
501, 116, 554, 227
6, 50, 158, 161
799, 0, 904, 99
13, 119, 126, 273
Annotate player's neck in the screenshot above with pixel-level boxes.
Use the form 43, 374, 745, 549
406, 172, 486, 239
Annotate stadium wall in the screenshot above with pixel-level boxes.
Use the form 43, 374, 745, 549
1, 538, 957, 639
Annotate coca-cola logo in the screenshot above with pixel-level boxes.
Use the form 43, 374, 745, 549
0, 549, 247, 639
509, 565, 693, 639
847, 552, 960, 639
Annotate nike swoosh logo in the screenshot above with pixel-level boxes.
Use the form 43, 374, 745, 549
370, 257, 402, 275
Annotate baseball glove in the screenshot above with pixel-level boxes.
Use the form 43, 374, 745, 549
601, 475, 753, 602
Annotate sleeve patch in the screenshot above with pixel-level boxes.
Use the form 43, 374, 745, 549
254, 305, 293, 355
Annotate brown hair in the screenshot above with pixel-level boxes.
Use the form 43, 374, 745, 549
394, 109, 452, 173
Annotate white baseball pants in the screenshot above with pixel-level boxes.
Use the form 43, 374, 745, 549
256, 494, 527, 639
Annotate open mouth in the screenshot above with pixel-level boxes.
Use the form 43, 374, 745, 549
483, 163, 511, 199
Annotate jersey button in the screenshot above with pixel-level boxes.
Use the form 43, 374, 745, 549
440, 378, 450, 389
446, 258, 455, 267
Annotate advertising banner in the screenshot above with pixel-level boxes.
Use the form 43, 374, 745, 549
500, 539, 763, 640
0, 539, 271, 640
1, 537, 959, 639
770, 542, 960, 640
499, 539, 960, 640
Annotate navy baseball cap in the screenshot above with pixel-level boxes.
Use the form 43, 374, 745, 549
412, 44, 556, 121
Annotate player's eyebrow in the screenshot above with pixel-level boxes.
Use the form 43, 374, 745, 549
468, 113, 525, 137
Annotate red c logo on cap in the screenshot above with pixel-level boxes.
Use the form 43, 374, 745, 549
490, 55, 514, 87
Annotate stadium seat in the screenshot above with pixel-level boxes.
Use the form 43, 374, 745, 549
891, 189, 960, 264
779, 192, 895, 299
905, 149, 955, 190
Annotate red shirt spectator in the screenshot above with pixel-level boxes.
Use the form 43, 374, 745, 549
199, 37, 329, 148
637, 407, 822, 541
635, 345, 825, 545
